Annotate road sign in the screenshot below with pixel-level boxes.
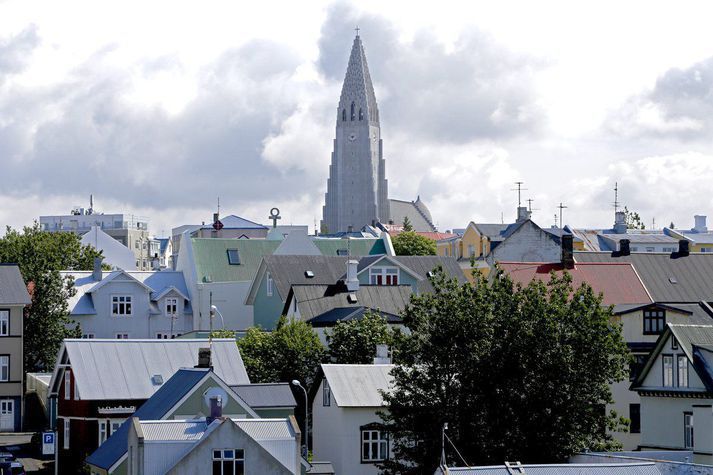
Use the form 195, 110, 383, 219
213, 220, 224, 231
42, 432, 55, 455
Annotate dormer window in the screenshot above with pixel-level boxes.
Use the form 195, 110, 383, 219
342, 109, 346, 121
351, 101, 355, 121
359, 108, 364, 120
643, 309, 665, 335
370, 267, 399, 286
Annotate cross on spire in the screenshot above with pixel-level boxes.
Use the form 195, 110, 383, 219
355, 25, 360, 37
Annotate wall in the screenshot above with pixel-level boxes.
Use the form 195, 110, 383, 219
356, 264, 419, 290
640, 396, 713, 457
252, 275, 285, 330
0, 305, 23, 431
171, 379, 254, 420
490, 222, 561, 263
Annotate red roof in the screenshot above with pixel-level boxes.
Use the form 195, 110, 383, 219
497, 262, 652, 306
388, 229, 456, 241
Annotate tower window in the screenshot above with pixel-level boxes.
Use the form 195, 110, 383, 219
342, 109, 346, 121
359, 108, 363, 120
351, 101, 355, 121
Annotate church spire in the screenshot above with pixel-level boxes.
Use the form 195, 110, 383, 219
337, 32, 379, 126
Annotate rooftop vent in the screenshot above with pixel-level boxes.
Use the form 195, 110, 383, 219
305, 270, 314, 278
669, 277, 678, 284
347, 293, 358, 304
151, 375, 164, 385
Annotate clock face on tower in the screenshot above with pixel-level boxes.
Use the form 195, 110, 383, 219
348, 133, 357, 141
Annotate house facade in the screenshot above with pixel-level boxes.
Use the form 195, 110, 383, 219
0, 265, 31, 432
312, 364, 394, 475
48, 339, 250, 472
62, 260, 192, 339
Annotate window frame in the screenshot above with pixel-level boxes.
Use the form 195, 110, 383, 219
227, 249, 240, 265
111, 295, 133, 317
662, 354, 674, 387
82, 333, 95, 339
629, 403, 641, 434
64, 371, 70, 399
677, 355, 689, 388
165, 297, 178, 316
116, 333, 130, 339
643, 308, 666, 335
684, 412, 694, 449
323, 379, 331, 407
0, 310, 9, 336
369, 267, 400, 286
212, 448, 245, 475
63, 419, 70, 450
0, 355, 9, 382
266, 272, 273, 297
98, 420, 108, 446
361, 427, 389, 463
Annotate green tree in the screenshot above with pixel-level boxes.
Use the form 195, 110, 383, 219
379, 270, 630, 473
624, 206, 646, 230
392, 231, 436, 256
326, 311, 406, 364
0, 223, 103, 371
402, 216, 414, 232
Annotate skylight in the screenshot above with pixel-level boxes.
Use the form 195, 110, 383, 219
227, 249, 240, 265
305, 270, 314, 278
347, 293, 358, 303
669, 277, 678, 284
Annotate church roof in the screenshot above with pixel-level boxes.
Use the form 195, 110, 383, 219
340, 34, 379, 125
389, 198, 437, 232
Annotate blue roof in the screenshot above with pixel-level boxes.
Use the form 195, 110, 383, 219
86, 368, 209, 470
158, 238, 170, 254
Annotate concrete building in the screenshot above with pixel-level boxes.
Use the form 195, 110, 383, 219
62, 259, 192, 339
81, 226, 137, 270
0, 265, 31, 432
665, 215, 713, 253
312, 364, 394, 475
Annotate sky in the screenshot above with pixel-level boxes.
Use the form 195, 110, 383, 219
2, 0, 713, 236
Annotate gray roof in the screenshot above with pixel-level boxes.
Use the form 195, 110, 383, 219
574, 251, 713, 302
49, 339, 250, 400
290, 284, 411, 322
0, 265, 30, 305
613, 302, 713, 325
264, 255, 354, 300
679, 231, 713, 244
230, 383, 297, 409
321, 364, 394, 407
369, 255, 467, 293
441, 463, 660, 474
389, 198, 437, 232
473, 223, 510, 241
599, 233, 679, 244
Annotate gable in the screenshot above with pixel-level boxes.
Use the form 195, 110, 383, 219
491, 221, 561, 262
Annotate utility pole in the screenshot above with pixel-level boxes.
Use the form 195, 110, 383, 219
441, 422, 448, 467
511, 182, 527, 207
558, 202, 568, 229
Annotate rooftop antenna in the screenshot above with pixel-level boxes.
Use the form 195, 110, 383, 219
217, 197, 220, 217
652, 217, 656, 230
511, 182, 527, 207
526, 198, 539, 214
554, 213, 558, 228
355, 25, 360, 37
558, 202, 568, 229
613, 182, 620, 214
501, 212, 504, 224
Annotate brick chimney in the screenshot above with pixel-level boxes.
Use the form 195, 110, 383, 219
516, 206, 531, 223
195, 348, 212, 369
561, 234, 574, 269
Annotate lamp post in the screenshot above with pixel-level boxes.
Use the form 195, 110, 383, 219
291, 379, 308, 457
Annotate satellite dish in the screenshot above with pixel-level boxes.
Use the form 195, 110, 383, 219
203, 387, 228, 408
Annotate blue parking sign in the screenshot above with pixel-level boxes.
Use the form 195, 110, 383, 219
42, 432, 55, 455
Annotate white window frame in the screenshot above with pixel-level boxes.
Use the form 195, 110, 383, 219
74, 378, 79, 401
0, 356, 8, 382
266, 273, 273, 297
0, 310, 8, 336
663, 355, 674, 387
98, 420, 108, 445
369, 267, 399, 286
678, 356, 689, 388
165, 298, 178, 316
361, 429, 389, 462
323, 380, 330, 407
110, 419, 123, 435
111, 295, 133, 317
212, 448, 245, 475
81, 333, 95, 339
64, 372, 71, 399
684, 413, 694, 449
64, 419, 70, 449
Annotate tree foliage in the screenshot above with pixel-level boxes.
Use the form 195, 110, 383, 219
379, 270, 630, 473
392, 231, 436, 256
326, 311, 406, 364
624, 206, 646, 230
401, 216, 414, 232
0, 223, 103, 371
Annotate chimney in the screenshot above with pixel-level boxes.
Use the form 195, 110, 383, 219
694, 215, 708, 233
346, 259, 359, 292
347, 225, 354, 233
213, 212, 219, 224
619, 239, 631, 256
373, 344, 391, 364
614, 211, 627, 234
679, 239, 690, 256
561, 234, 574, 269
195, 347, 212, 369
207, 395, 223, 423
516, 206, 531, 223
93, 257, 103, 281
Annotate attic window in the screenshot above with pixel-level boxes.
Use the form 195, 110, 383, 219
337, 249, 349, 256
227, 249, 240, 265
668, 277, 678, 284
151, 375, 164, 386
347, 293, 358, 304
305, 271, 315, 278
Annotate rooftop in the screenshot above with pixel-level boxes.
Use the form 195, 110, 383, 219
321, 364, 394, 407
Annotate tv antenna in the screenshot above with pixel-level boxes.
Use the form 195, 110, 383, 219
558, 202, 568, 229
613, 182, 620, 214
511, 182, 527, 207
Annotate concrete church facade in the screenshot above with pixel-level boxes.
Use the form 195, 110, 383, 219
322, 34, 437, 234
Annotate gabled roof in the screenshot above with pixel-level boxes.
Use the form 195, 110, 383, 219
574, 251, 713, 303
49, 339, 250, 401
230, 383, 297, 409
192, 238, 281, 283
441, 463, 661, 474
472, 223, 510, 241
86, 270, 153, 294
385, 256, 467, 292
287, 284, 411, 323
200, 215, 268, 230
355, 255, 423, 281
312, 238, 387, 256
388, 198, 437, 232
0, 264, 31, 305
613, 302, 713, 325
498, 262, 652, 306
321, 364, 394, 407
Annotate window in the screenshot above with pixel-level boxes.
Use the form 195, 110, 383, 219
631, 246, 639, 252
266, 273, 273, 297
684, 413, 694, 449
64, 372, 70, 399
336, 249, 349, 256
116, 333, 129, 339
672, 337, 679, 350
0, 311, 8, 336
702, 247, 713, 253
468, 244, 475, 257
165, 298, 178, 316
663, 355, 674, 387
81, 333, 95, 339
350, 101, 355, 121
361, 429, 388, 462
678, 356, 689, 388
213, 449, 244, 475
629, 404, 640, 434
359, 108, 364, 120
110, 420, 123, 435
323, 380, 331, 407
74, 378, 79, 400
0, 356, 8, 382
645, 247, 655, 252
629, 354, 648, 381
342, 109, 346, 121
643, 309, 665, 335
135, 240, 140, 249
227, 249, 240, 265
98, 420, 108, 445
111, 295, 132, 317
663, 247, 675, 252
64, 419, 70, 449
369, 268, 399, 286
156, 333, 178, 339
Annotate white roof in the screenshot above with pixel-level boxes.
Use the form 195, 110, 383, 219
141, 420, 208, 441
322, 364, 394, 407
51, 339, 250, 400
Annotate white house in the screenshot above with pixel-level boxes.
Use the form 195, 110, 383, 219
312, 363, 394, 475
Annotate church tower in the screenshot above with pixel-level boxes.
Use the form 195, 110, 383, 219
322, 32, 389, 233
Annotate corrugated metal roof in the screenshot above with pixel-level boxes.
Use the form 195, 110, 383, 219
57, 339, 249, 401
265, 255, 352, 299
599, 233, 678, 244
574, 252, 713, 302
198, 215, 268, 231
231, 383, 297, 408
141, 420, 208, 441
473, 223, 510, 240
322, 364, 394, 407
0, 264, 31, 305
292, 284, 410, 322
498, 262, 652, 306
236, 419, 298, 473
441, 463, 660, 474
313, 238, 386, 256
192, 238, 281, 283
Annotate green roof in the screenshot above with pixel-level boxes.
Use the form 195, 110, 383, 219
192, 239, 280, 283
313, 239, 386, 256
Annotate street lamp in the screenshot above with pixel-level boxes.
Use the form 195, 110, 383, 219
291, 379, 308, 456
209, 305, 226, 330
